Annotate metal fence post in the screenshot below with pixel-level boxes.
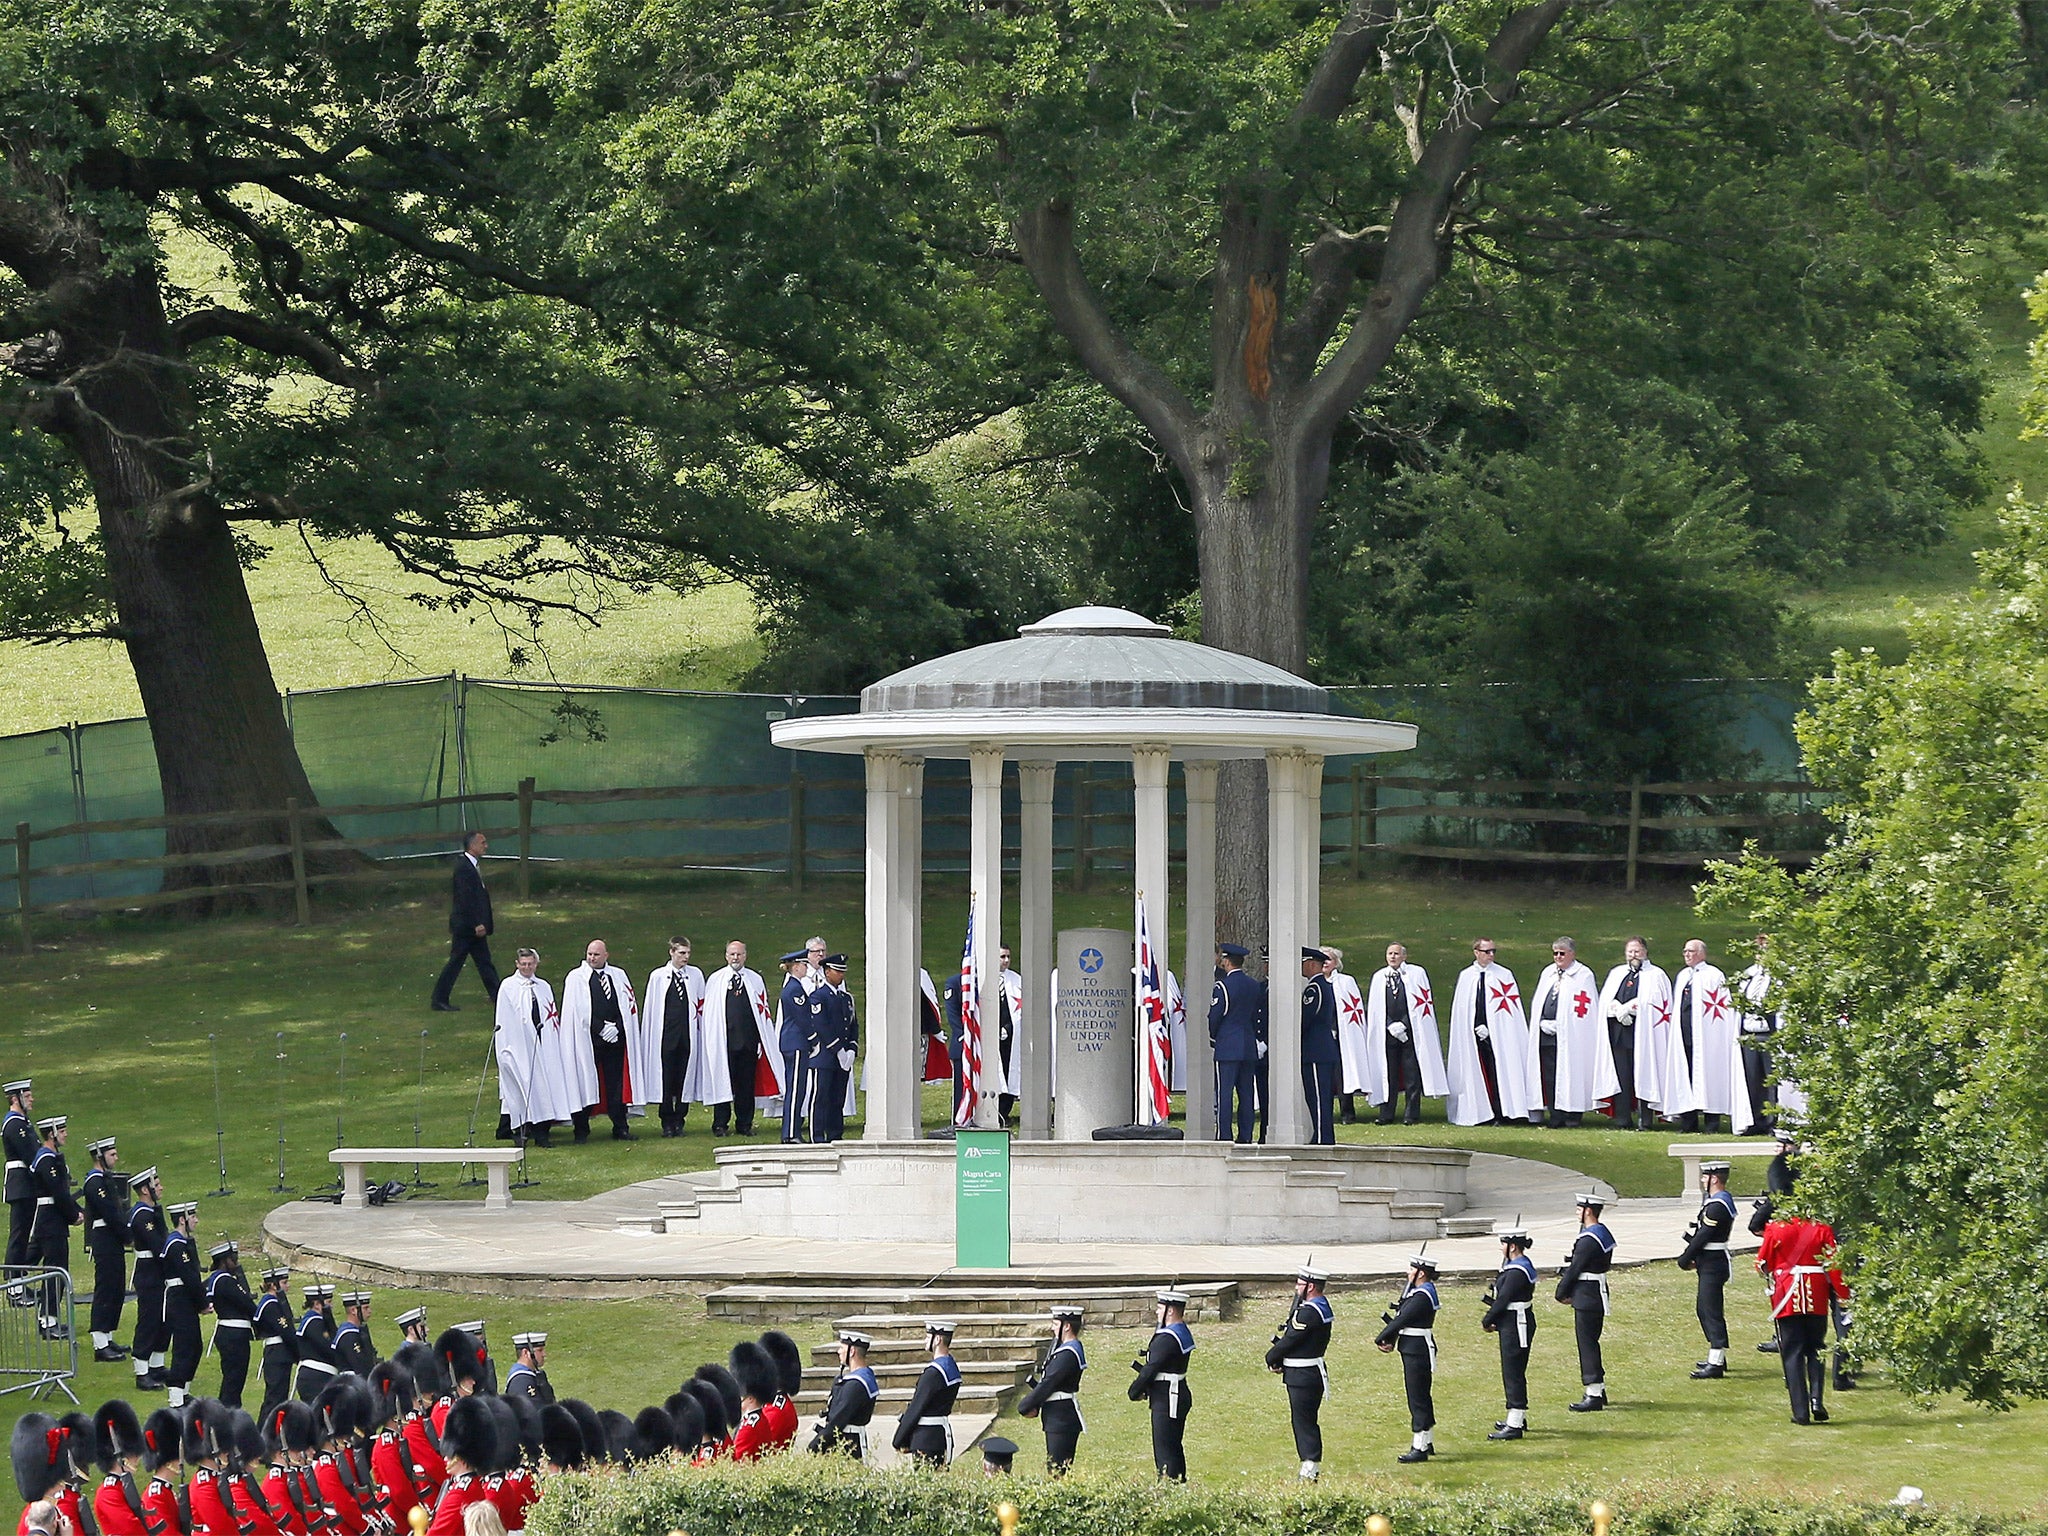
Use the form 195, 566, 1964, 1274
1348, 762, 1363, 879
516, 777, 535, 901
286, 798, 310, 925
13, 822, 30, 956
788, 771, 807, 892
1625, 781, 1644, 893
1364, 775, 1379, 851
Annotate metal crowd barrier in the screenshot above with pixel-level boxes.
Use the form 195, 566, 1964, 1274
0, 1265, 80, 1401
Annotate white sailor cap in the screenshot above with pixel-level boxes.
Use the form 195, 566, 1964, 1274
128, 1166, 159, 1189
1049, 1303, 1086, 1322
1296, 1264, 1329, 1283
341, 1291, 372, 1307
1574, 1190, 1606, 1210
454, 1319, 486, 1340
923, 1319, 957, 1336
208, 1241, 238, 1261
1493, 1221, 1531, 1243
2, 1079, 30, 1095
165, 1201, 197, 1220
1155, 1288, 1189, 1307
35, 1115, 66, 1133
837, 1329, 872, 1349
512, 1332, 547, 1350
303, 1284, 336, 1301
260, 1267, 291, 1284
1773, 1127, 1800, 1144
1407, 1253, 1439, 1274
86, 1136, 117, 1155
1699, 1159, 1733, 1176
395, 1306, 427, 1328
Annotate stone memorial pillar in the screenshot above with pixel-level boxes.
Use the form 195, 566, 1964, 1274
1054, 927, 1134, 1142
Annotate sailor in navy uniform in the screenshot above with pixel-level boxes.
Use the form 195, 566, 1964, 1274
26, 1116, 81, 1340
396, 1304, 429, 1345
254, 1265, 297, 1424
157, 1200, 204, 1408
1679, 1159, 1738, 1379
1128, 1288, 1195, 1481
1264, 1263, 1334, 1481
205, 1241, 257, 1407
810, 1330, 880, 1459
1556, 1191, 1616, 1411
125, 1167, 167, 1389
334, 1290, 379, 1376
776, 951, 812, 1143
295, 1284, 341, 1402
1482, 1222, 1539, 1439
805, 956, 858, 1144
80, 1135, 129, 1362
1209, 945, 1264, 1144
891, 1320, 962, 1467
2, 1078, 34, 1283
506, 1332, 556, 1404
1018, 1304, 1087, 1475
1300, 949, 1340, 1145
1375, 1252, 1441, 1462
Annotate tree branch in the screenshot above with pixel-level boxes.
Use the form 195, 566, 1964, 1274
171, 307, 373, 390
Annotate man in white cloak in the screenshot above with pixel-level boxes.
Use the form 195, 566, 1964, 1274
689, 940, 780, 1136
1363, 942, 1448, 1125
645, 937, 704, 1138
1319, 948, 1367, 1123
559, 939, 645, 1141
1666, 939, 1749, 1133
1528, 937, 1616, 1128
1445, 938, 1534, 1126
1596, 937, 1671, 1131
495, 948, 563, 1146
1734, 934, 1779, 1134
997, 946, 1023, 1125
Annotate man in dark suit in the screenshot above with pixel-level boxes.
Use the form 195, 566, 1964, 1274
431, 830, 501, 1011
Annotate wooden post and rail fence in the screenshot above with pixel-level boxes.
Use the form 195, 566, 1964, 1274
7, 769, 1825, 952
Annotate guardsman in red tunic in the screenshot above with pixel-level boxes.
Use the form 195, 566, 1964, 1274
95, 1401, 166, 1536
387, 1347, 446, 1509
138, 1410, 187, 1536
225, 1411, 284, 1536
365, 1366, 422, 1528
308, 1386, 367, 1536
759, 1332, 805, 1451
421, 1401, 495, 1536
181, 1402, 246, 1536
1756, 1212, 1850, 1425
725, 1342, 780, 1463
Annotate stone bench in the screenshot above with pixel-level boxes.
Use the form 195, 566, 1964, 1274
330, 1148, 521, 1212
1667, 1140, 1777, 1195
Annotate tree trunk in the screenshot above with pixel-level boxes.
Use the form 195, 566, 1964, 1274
55, 268, 341, 897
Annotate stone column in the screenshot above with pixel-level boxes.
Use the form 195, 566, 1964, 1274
1299, 754, 1325, 948
1182, 759, 1218, 1140
894, 755, 925, 1139
1266, 748, 1305, 1145
862, 749, 908, 1142
1132, 744, 1172, 1120
1017, 761, 1056, 1140
968, 746, 1005, 1130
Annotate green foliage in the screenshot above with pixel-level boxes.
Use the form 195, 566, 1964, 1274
1700, 496, 2048, 1406
529, 1458, 2046, 1536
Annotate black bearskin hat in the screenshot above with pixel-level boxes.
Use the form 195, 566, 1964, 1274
681, 1379, 727, 1445
502, 1392, 542, 1465
268, 1402, 318, 1459
226, 1411, 264, 1471
693, 1363, 742, 1429
180, 1399, 231, 1465
561, 1400, 606, 1469
759, 1331, 804, 1400
439, 1394, 499, 1471
631, 1407, 674, 1464
538, 1404, 584, 1471
55, 1413, 95, 1482
393, 1341, 446, 1402
596, 1409, 634, 1466
662, 1391, 704, 1454
482, 1397, 519, 1474
435, 1327, 491, 1396
95, 1400, 143, 1472
727, 1341, 779, 1407
366, 1362, 411, 1427
12, 1412, 60, 1502
140, 1409, 183, 1473
312, 1379, 360, 1445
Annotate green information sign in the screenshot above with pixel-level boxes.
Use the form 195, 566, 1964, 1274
955, 1129, 1013, 1269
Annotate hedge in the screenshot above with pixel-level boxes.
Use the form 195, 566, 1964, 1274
526, 1456, 2045, 1536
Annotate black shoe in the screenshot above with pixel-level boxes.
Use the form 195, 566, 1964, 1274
1834, 1375, 1857, 1391
1791, 1413, 1810, 1426
1402, 1114, 1421, 1126
1339, 1112, 1356, 1125
533, 1131, 552, 1148
93, 1346, 126, 1363
39, 1324, 71, 1341
136, 1374, 165, 1391
1397, 1446, 1433, 1463
1810, 1400, 1829, 1422
431, 1002, 459, 1012
612, 1127, 634, 1141
1487, 1426, 1523, 1441
1691, 1363, 1726, 1379
1758, 1339, 1781, 1354
1567, 1396, 1605, 1413
573, 1128, 589, 1144
1376, 1113, 1397, 1126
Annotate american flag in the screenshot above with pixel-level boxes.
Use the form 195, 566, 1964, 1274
1136, 892, 1171, 1125
954, 896, 983, 1127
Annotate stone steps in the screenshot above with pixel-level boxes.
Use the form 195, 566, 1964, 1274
706, 1280, 1239, 1325
793, 1381, 1013, 1410
800, 1359, 1032, 1390
808, 1335, 1046, 1365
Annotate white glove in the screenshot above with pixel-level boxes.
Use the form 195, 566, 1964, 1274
1539, 1018, 1559, 1036
1474, 1023, 1490, 1042
600, 1022, 621, 1044
837, 1049, 855, 1071
1257, 1040, 1268, 1059
1389, 1022, 1409, 1043
1742, 1018, 1769, 1035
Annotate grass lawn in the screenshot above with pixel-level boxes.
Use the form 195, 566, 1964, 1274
10, 869, 2042, 1512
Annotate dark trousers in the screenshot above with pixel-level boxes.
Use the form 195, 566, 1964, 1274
903, 1426, 948, 1467
1040, 1400, 1081, 1473
131, 1270, 163, 1360
713, 1050, 756, 1134
1475, 1035, 1503, 1120
431, 930, 501, 1007
259, 1345, 294, 1424
1696, 1256, 1730, 1350
1377, 1034, 1422, 1123
1254, 1058, 1269, 1143
27, 1223, 66, 1320
1400, 1343, 1435, 1431
217, 1331, 251, 1408
1573, 1302, 1605, 1387
164, 1298, 202, 1388
1741, 1040, 1774, 1129
782, 1051, 808, 1141
1217, 1060, 1257, 1143
592, 1046, 627, 1134
1148, 1390, 1189, 1480
1778, 1314, 1829, 1421
1301, 1061, 1336, 1144
659, 1042, 691, 1132
1607, 1021, 1643, 1126
4, 1197, 29, 1274
810, 1060, 848, 1144
296, 1361, 337, 1403
1498, 1325, 1531, 1410
1284, 1371, 1324, 1461
89, 1242, 126, 1335
1537, 1031, 1561, 1125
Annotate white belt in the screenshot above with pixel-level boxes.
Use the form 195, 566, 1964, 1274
164, 1277, 182, 1288
90, 1219, 106, 1230
35, 1196, 52, 1206
265, 1337, 292, 1349
1504, 1301, 1531, 1311
1155, 1373, 1185, 1383
1045, 1390, 1078, 1403
1792, 1265, 1825, 1274
1703, 1242, 1729, 1251
916, 1415, 951, 1427
216, 1319, 252, 1330
299, 1359, 338, 1374
1282, 1357, 1326, 1368
5, 1160, 23, 1171
1398, 1327, 1433, 1337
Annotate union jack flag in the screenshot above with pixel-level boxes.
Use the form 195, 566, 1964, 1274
1136, 893, 1171, 1125
954, 897, 983, 1127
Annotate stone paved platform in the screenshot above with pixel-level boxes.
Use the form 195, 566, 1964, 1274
262, 1149, 1749, 1300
